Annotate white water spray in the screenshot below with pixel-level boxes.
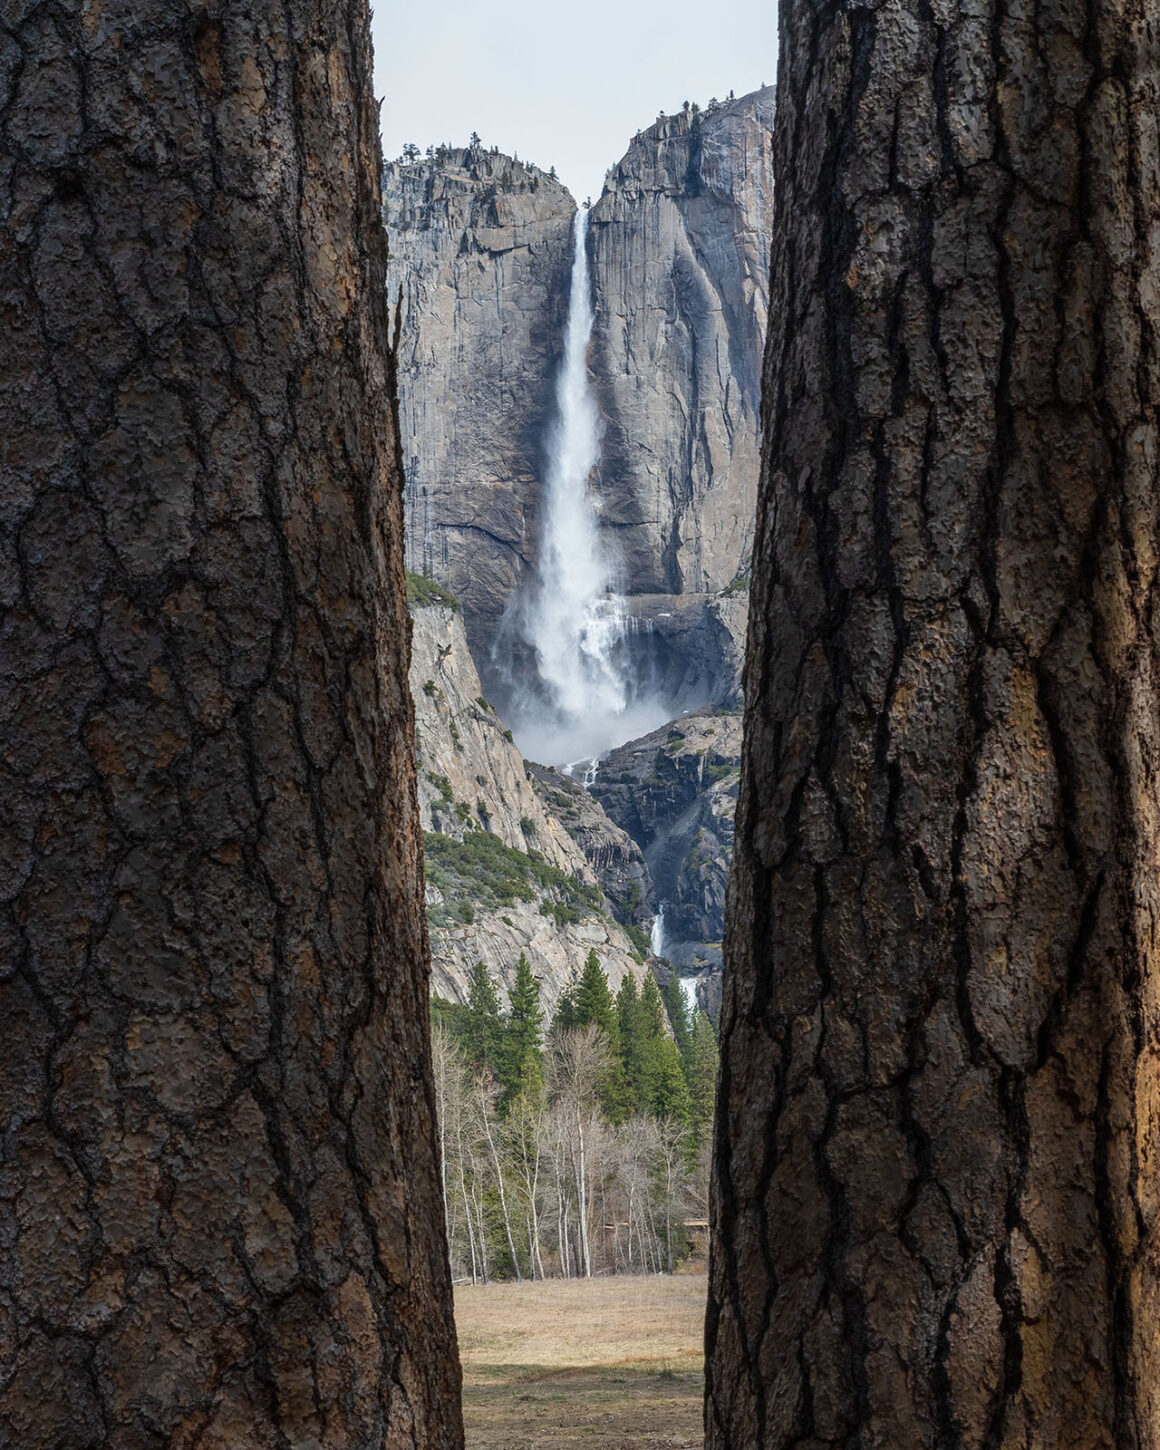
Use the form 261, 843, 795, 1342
506, 209, 667, 767
650, 906, 666, 957
679, 976, 700, 1019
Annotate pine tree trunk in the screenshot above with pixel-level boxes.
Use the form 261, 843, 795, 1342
0, 4, 462, 1445
708, 2, 1160, 1447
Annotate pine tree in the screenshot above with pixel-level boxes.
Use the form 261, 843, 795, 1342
639, 973, 667, 1040
708, 0, 1160, 1441
663, 971, 691, 1065
573, 949, 616, 1036
498, 954, 543, 1111
0, 2, 463, 1441
615, 974, 643, 1117
645, 1037, 692, 1126
685, 1009, 718, 1146
462, 961, 503, 1077
572, 951, 633, 1122
550, 967, 579, 1034
618, 973, 681, 1121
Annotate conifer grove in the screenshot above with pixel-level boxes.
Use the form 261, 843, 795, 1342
431, 955, 718, 1281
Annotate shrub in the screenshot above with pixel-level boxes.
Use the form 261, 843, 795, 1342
405, 569, 460, 611
624, 922, 651, 958
706, 761, 738, 784
426, 771, 454, 805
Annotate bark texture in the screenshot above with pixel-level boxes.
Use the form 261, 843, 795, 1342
708, 2, 1160, 1447
0, 4, 462, 1446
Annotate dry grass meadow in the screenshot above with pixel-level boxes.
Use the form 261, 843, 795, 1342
454, 1274, 707, 1449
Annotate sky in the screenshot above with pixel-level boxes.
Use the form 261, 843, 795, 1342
371, 1, 779, 206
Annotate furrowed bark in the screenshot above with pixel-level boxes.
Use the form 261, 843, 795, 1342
708, 2, 1160, 1446
0, 3, 463, 1445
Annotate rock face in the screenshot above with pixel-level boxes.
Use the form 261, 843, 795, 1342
411, 598, 588, 875
528, 764, 656, 934
386, 90, 774, 714
589, 709, 742, 992
408, 594, 649, 1015
588, 88, 775, 704
423, 894, 647, 1021
385, 150, 575, 654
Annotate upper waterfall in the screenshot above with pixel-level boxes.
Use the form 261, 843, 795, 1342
502, 209, 666, 767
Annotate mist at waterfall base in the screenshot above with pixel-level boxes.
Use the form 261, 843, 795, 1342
495, 210, 669, 770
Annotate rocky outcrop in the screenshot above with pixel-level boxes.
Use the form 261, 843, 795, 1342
385, 149, 575, 654
589, 708, 742, 983
590, 89, 775, 704
408, 592, 650, 1013
528, 764, 656, 935
628, 588, 749, 708
424, 894, 646, 1019
411, 597, 588, 875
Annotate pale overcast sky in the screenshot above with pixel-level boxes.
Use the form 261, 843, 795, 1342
371, 1, 779, 206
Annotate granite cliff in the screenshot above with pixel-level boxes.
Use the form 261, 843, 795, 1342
590, 709, 742, 1017
589, 88, 775, 704
384, 89, 774, 713
385, 148, 574, 654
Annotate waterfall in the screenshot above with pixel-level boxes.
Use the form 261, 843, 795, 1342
679, 976, 699, 1019
503, 208, 667, 768
650, 906, 666, 957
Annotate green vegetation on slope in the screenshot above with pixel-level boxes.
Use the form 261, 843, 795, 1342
424, 830, 603, 929
405, 568, 460, 611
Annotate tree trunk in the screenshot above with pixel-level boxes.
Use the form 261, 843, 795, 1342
459, 1148, 479, 1288
0, 4, 462, 1446
708, 3, 1160, 1448
576, 1106, 592, 1278
479, 1078, 522, 1281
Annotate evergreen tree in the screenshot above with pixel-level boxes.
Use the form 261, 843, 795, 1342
574, 949, 616, 1036
550, 967, 579, 1034
686, 1009, 719, 1145
498, 954, 543, 1111
571, 951, 632, 1121
663, 971, 691, 1065
639, 973, 667, 1040
709, 0, 1160, 1438
431, 994, 469, 1040
0, 2, 463, 1439
462, 961, 503, 1076
614, 975, 642, 1116
618, 972, 676, 1119
646, 1037, 692, 1126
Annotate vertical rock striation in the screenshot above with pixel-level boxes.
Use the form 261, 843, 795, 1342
385, 150, 575, 655
588, 88, 775, 604
709, 3, 1160, 1448
0, 4, 462, 1445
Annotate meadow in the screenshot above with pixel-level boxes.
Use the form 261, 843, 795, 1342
455, 1274, 707, 1448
